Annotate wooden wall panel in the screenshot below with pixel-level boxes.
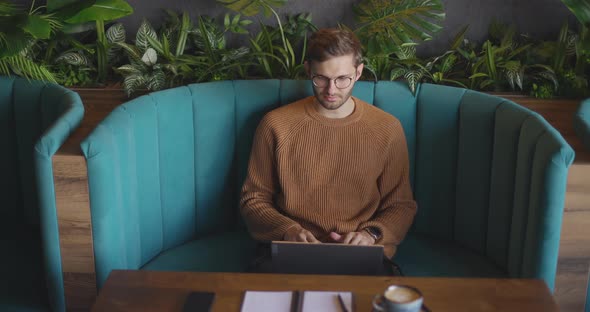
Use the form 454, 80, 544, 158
54, 153, 96, 311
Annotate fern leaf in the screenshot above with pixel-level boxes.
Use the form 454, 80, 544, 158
4, 55, 56, 82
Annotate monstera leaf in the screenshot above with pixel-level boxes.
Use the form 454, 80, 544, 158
354, 0, 445, 56
561, 0, 590, 26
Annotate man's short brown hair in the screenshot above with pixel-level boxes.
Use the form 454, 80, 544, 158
306, 28, 363, 67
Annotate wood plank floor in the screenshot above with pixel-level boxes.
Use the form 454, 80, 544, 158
59, 89, 590, 311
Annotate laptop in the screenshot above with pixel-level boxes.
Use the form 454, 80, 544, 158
270, 241, 385, 275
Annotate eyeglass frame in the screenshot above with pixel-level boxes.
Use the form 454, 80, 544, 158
311, 72, 357, 89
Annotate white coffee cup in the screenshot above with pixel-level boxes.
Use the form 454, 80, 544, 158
372, 285, 423, 312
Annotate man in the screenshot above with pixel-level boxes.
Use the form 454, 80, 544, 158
240, 28, 417, 274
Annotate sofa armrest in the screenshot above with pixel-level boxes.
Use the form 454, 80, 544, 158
34, 86, 85, 312
574, 98, 590, 152
517, 120, 575, 291
81, 107, 140, 288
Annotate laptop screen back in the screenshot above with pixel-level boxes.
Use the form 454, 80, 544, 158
270, 241, 384, 275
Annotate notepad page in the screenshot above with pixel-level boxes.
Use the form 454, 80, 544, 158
301, 291, 353, 312
240, 291, 293, 312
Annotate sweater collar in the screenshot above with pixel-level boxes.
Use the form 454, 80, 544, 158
304, 96, 364, 127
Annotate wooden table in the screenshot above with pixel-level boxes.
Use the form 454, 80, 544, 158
91, 270, 559, 312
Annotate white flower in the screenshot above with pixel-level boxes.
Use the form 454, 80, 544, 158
142, 48, 157, 66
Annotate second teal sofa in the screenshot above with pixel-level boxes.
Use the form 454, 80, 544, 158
81, 80, 574, 291
0, 76, 84, 312
575, 98, 590, 151
574, 99, 590, 312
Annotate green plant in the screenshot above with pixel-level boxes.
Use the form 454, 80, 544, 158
0, 1, 60, 82
423, 52, 468, 88
217, 0, 315, 79
421, 26, 470, 88
190, 15, 252, 82
387, 46, 426, 94
115, 19, 168, 95
47, 0, 133, 83
217, 0, 289, 52
560, 0, 590, 94
363, 20, 465, 94
353, 0, 445, 55
513, 22, 586, 98
352, 0, 445, 82
54, 62, 94, 87
116, 12, 252, 95
562, 0, 590, 26
530, 83, 555, 99
465, 22, 557, 93
44, 22, 125, 87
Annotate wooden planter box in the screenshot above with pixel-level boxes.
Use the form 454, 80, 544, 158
493, 93, 588, 161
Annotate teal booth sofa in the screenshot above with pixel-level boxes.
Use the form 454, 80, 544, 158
0, 76, 84, 311
81, 80, 574, 291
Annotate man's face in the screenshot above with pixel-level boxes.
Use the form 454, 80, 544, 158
306, 54, 363, 111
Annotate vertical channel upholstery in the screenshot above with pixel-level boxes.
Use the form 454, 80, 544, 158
82, 80, 573, 291
408, 86, 573, 290
0, 76, 84, 312
574, 99, 590, 151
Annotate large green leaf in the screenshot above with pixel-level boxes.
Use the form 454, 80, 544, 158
354, 0, 445, 55
46, 0, 95, 20
562, 0, 590, 26
122, 73, 146, 96
136, 19, 158, 52
106, 23, 126, 43
217, 0, 287, 17
47, 0, 91, 12
65, 0, 133, 24
22, 15, 53, 39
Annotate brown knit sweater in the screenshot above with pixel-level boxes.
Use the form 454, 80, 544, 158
240, 96, 417, 258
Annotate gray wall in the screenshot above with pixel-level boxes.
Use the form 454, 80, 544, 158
17, 0, 576, 56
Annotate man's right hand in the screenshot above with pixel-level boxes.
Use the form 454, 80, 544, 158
283, 226, 320, 243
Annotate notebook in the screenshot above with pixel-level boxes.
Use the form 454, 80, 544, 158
271, 241, 384, 275
240, 290, 354, 312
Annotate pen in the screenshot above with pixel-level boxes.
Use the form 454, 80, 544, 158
337, 293, 349, 312
291, 290, 301, 312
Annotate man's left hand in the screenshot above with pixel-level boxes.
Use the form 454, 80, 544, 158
329, 231, 375, 245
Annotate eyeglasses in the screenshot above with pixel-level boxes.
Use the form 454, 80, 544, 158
311, 73, 356, 89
